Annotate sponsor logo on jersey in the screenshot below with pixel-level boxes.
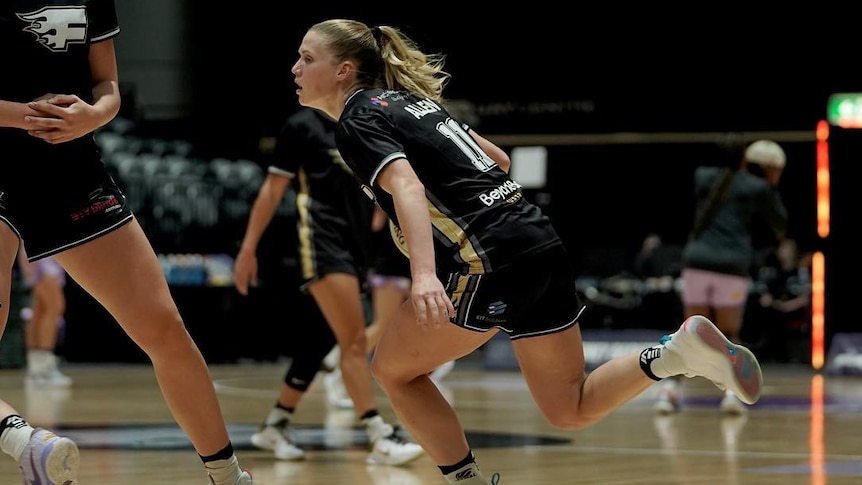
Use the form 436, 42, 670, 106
369, 96, 389, 107
478, 179, 522, 207
18, 6, 88, 52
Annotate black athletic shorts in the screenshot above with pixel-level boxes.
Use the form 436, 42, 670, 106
296, 204, 370, 293
442, 244, 586, 340
0, 172, 134, 262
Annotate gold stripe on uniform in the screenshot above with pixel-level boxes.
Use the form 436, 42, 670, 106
296, 169, 315, 280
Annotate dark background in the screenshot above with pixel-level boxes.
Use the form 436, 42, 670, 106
44, 5, 860, 364
176, 6, 858, 154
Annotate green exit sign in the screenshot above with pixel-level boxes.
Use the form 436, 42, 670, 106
827, 93, 862, 128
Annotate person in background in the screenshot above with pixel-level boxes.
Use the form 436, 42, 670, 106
233, 106, 424, 465
655, 139, 788, 415
0, 2, 254, 483
289, 19, 764, 485
751, 238, 812, 363
16, 249, 72, 388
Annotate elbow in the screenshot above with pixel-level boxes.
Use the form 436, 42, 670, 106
492, 150, 512, 173
402, 178, 427, 198
497, 157, 512, 174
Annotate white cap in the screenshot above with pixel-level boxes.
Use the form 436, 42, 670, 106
744, 140, 786, 168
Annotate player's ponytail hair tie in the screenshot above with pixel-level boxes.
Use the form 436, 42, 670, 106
370, 26, 383, 47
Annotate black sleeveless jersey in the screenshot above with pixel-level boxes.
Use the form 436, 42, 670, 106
336, 88, 561, 275
0, 0, 119, 161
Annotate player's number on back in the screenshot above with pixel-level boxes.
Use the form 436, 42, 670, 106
437, 118, 495, 172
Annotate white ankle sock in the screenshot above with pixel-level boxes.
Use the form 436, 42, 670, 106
0, 418, 34, 463
363, 415, 394, 443
264, 407, 292, 427
205, 455, 240, 485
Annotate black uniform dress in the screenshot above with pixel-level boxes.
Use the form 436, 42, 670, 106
0, 0, 133, 261
267, 107, 376, 390
270, 108, 375, 292
336, 89, 585, 339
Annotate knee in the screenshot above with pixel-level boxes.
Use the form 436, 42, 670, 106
340, 328, 368, 357
368, 352, 409, 390
543, 408, 596, 431
130, 311, 189, 355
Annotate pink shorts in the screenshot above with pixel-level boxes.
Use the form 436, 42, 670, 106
23, 256, 66, 289
680, 268, 750, 308
367, 271, 411, 292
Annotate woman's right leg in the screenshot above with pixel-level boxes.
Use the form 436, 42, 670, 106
307, 273, 377, 414
309, 272, 425, 465
54, 221, 250, 484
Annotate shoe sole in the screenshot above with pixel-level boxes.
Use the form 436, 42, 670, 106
27, 436, 79, 485
682, 316, 763, 405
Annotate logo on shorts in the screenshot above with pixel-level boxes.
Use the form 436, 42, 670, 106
0, 191, 6, 211
476, 300, 508, 323
69, 189, 121, 221
487, 301, 507, 315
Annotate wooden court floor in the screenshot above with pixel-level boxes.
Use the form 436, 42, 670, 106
1, 361, 861, 485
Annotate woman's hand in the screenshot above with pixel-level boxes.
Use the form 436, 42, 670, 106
233, 250, 259, 296
410, 273, 455, 327
25, 94, 103, 144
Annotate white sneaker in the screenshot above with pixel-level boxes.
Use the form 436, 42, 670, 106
365, 417, 425, 466
323, 368, 354, 409
429, 360, 455, 383
250, 426, 305, 461
26, 368, 73, 388
653, 383, 681, 414
662, 315, 763, 405
720, 390, 748, 415
367, 432, 425, 466
236, 471, 254, 485
19, 428, 79, 485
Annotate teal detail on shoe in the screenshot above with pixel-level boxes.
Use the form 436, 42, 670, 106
490, 472, 501, 484
659, 335, 671, 345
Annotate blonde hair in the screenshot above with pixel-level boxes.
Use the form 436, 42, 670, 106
310, 19, 451, 101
